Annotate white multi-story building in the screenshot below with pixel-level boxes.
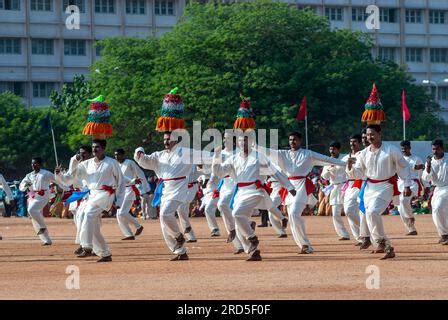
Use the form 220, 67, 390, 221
0, 0, 447, 125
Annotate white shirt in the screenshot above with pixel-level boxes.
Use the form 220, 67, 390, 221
422, 154, 448, 198
19, 169, 56, 195
261, 147, 346, 204
322, 154, 347, 185
134, 145, 212, 204
347, 142, 411, 203
0, 174, 13, 201
212, 149, 294, 206
118, 159, 150, 193
56, 156, 125, 211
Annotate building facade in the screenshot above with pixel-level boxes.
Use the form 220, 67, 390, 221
0, 0, 447, 124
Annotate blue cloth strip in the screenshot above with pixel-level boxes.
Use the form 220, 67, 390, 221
64, 190, 89, 205
217, 178, 224, 192
358, 180, 368, 214
151, 179, 165, 207
229, 185, 239, 210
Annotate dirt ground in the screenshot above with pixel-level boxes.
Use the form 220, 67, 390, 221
1, 214, 448, 300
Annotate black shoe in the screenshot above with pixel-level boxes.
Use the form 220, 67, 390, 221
234, 248, 244, 254
0, 235, 2, 240
184, 226, 192, 234
173, 233, 185, 252
246, 250, 262, 261
380, 246, 396, 260
41, 242, 52, 246
170, 253, 189, 261
360, 237, 372, 250
227, 230, 236, 243
186, 239, 197, 243
248, 235, 259, 253
406, 230, 418, 236
121, 236, 135, 240
250, 221, 256, 231
278, 234, 287, 238
77, 248, 93, 258
135, 226, 144, 236
299, 245, 313, 254
257, 224, 268, 228
97, 255, 112, 262
339, 237, 350, 241
282, 218, 288, 229
37, 228, 46, 235
211, 229, 220, 237
74, 246, 83, 255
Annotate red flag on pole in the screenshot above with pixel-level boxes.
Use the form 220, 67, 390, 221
296, 96, 307, 121
402, 89, 410, 122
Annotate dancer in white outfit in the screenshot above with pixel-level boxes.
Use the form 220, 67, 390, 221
19, 157, 57, 245
213, 133, 296, 261
56, 139, 125, 262
422, 139, 448, 244
341, 135, 363, 245
346, 125, 412, 260
397, 140, 424, 235
176, 165, 200, 242
114, 148, 147, 240
0, 173, 15, 240
321, 141, 350, 240
261, 132, 345, 254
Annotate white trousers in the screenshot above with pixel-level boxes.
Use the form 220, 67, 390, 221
286, 201, 313, 250
331, 204, 350, 239
232, 195, 263, 254
398, 194, 417, 233
364, 198, 391, 248
28, 199, 52, 244
267, 190, 286, 236
161, 200, 187, 255
116, 195, 141, 238
177, 202, 197, 241
343, 197, 361, 241
204, 197, 220, 232
217, 192, 243, 250
79, 203, 111, 257
431, 193, 448, 237
71, 205, 85, 245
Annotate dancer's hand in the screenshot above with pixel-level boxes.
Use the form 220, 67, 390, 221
55, 165, 63, 175
426, 156, 432, 174
403, 186, 412, 197
346, 157, 356, 170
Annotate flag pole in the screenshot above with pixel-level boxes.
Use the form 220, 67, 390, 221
403, 110, 406, 141
49, 114, 59, 166
305, 115, 309, 149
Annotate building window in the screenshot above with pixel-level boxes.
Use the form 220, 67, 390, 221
429, 10, 446, 24
95, 0, 115, 13
30, 0, 52, 11
31, 39, 53, 55
0, 38, 21, 54
63, 0, 85, 13
33, 82, 54, 98
95, 43, 102, 56
126, 0, 145, 14
430, 48, 448, 63
0, 82, 25, 97
64, 40, 86, 56
352, 8, 368, 22
378, 47, 395, 62
0, 0, 20, 10
406, 48, 423, 63
439, 87, 448, 101
380, 8, 397, 23
325, 7, 343, 21
405, 9, 422, 23
155, 0, 174, 16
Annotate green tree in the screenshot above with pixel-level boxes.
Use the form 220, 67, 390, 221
0, 92, 70, 179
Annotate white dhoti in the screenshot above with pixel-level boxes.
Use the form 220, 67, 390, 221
116, 187, 142, 238
232, 195, 263, 254
27, 196, 52, 244
398, 180, 420, 233
267, 188, 287, 236
342, 183, 362, 241
329, 183, 350, 239
177, 202, 197, 241
217, 192, 243, 250
161, 200, 187, 255
79, 203, 111, 258
431, 186, 448, 237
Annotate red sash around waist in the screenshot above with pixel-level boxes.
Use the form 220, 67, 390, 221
367, 175, 400, 196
